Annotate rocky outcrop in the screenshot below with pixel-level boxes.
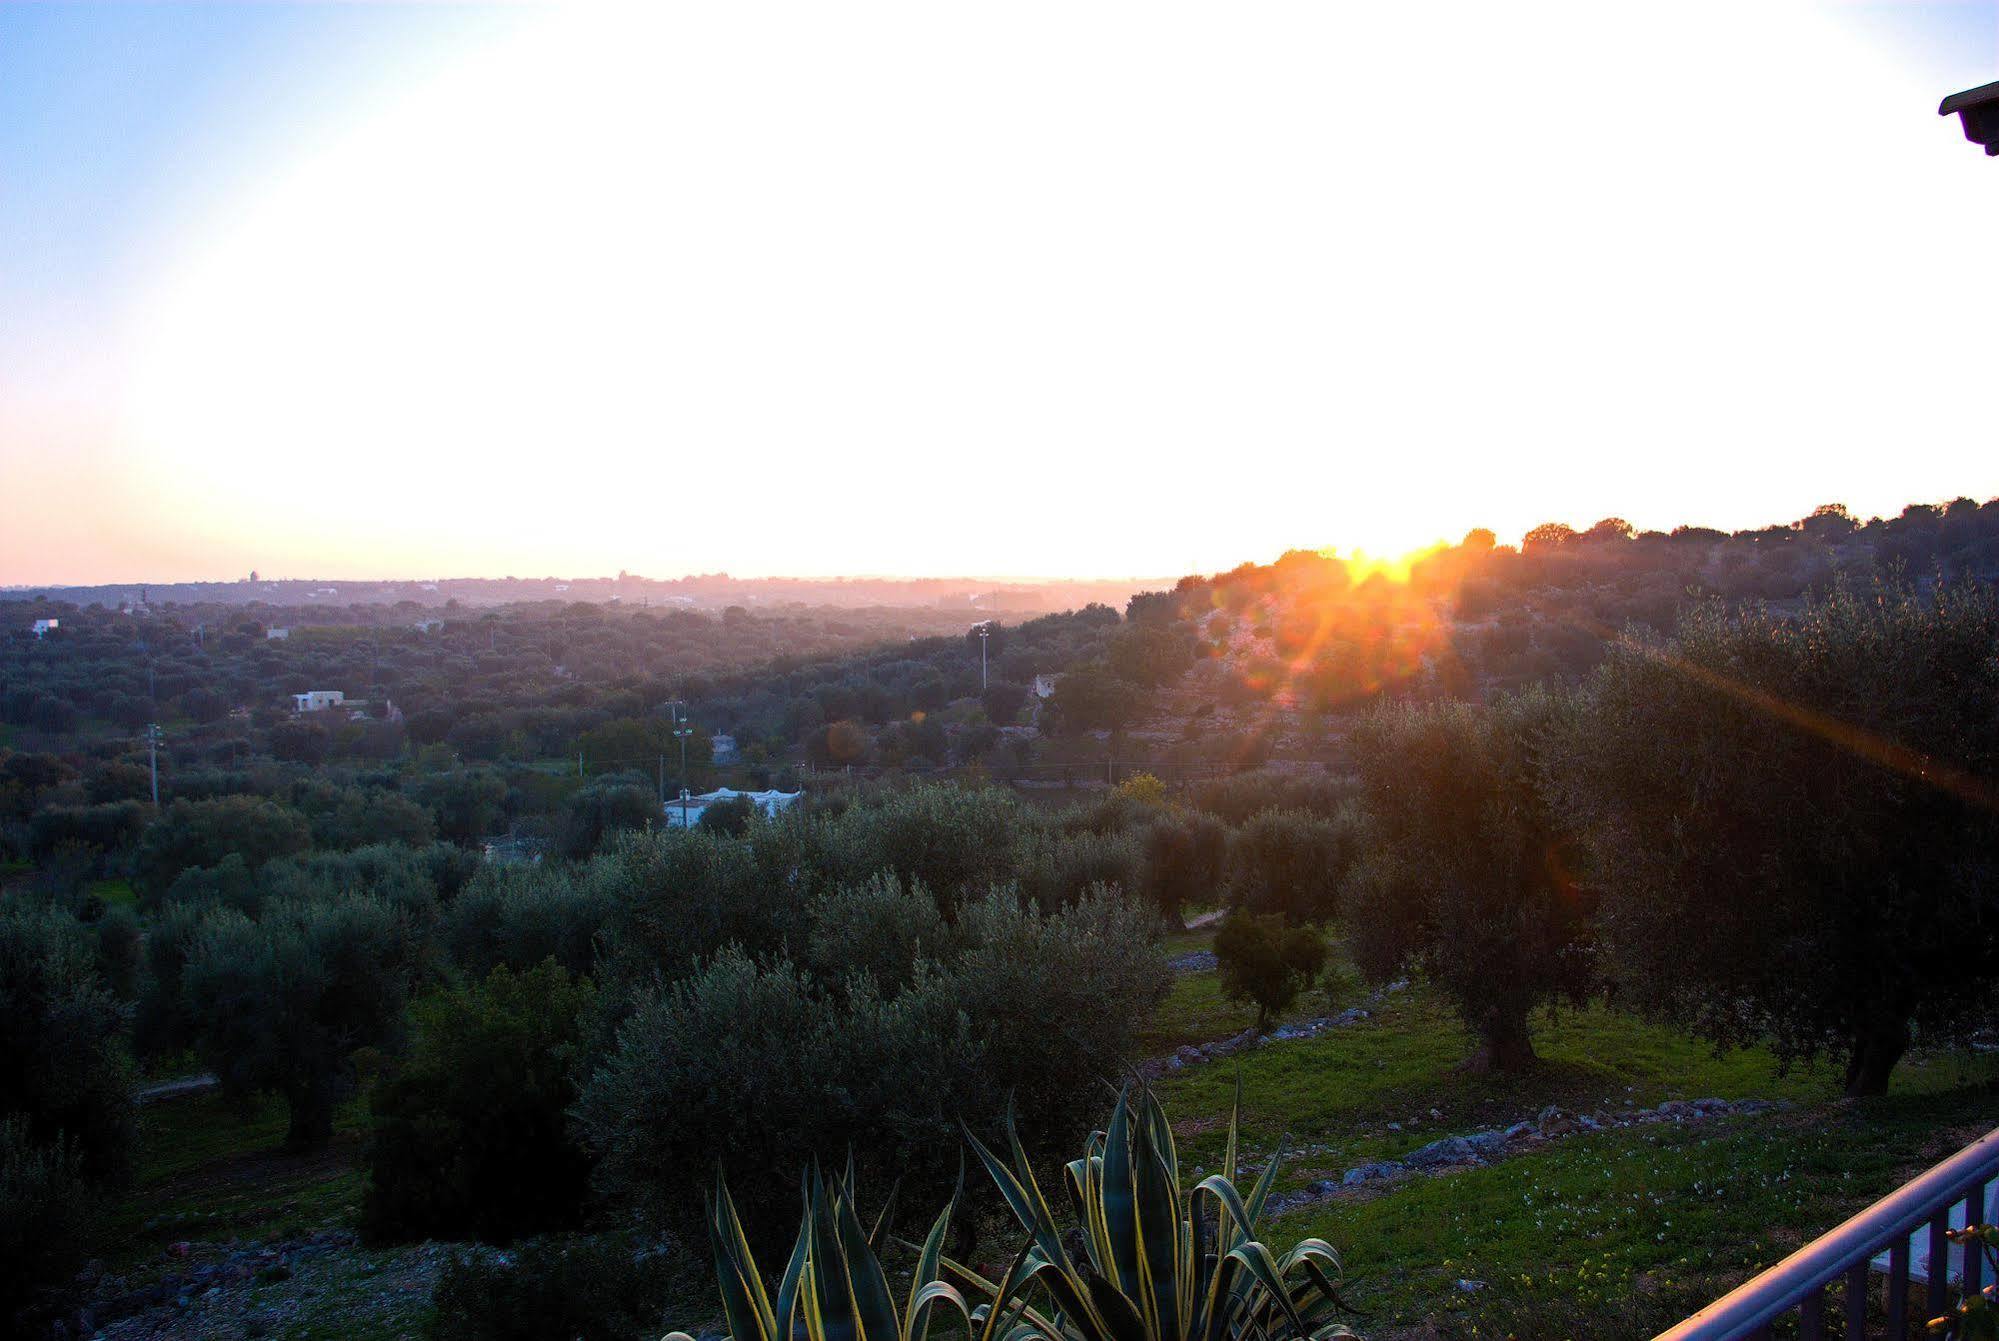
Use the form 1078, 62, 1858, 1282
1139, 982, 1409, 1079
1265, 1096, 1789, 1215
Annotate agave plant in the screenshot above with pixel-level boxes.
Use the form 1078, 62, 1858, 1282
673, 1084, 1357, 1341
946, 1082, 1357, 1341
668, 1161, 967, 1341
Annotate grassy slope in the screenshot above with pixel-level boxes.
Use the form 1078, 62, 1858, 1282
95, 924, 1999, 1341
1151, 927, 1999, 1339
106, 1093, 369, 1264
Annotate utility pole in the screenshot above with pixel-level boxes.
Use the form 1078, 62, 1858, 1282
669, 701, 693, 797
979, 625, 990, 690
147, 724, 160, 807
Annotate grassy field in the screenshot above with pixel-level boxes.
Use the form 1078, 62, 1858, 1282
92, 922, 1999, 1341
105, 1092, 369, 1266
89, 876, 137, 908
1150, 925, 1999, 1339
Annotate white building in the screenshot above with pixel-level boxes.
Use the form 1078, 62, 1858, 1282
709, 733, 739, 764
1033, 673, 1063, 699
663, 787, 801, 828
31, 618, 58, 638
266, 627, 290, 640
292, 690, 346, 713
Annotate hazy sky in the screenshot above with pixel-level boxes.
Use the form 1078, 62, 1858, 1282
3, 2, 1996, 585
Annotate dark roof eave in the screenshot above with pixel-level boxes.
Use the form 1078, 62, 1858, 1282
1939, 79, 1999, 116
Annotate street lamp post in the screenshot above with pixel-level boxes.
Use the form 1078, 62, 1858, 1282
667, 700, 694, 825
978, 625, 990, 691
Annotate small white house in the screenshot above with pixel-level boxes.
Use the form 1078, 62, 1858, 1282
265, 627, 290, 641
292, 690, 346, 713
709, 733, 739, 764
1033, 673, 1063, 699
31, 618, 58, 638
663, 787, 801, 828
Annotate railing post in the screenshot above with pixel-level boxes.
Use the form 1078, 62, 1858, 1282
1968, 1180, 1989, 1300
1887, 1239, 1909, 1341
1930, 1212, 1951, 1318
1798, 1288, 1824, 1340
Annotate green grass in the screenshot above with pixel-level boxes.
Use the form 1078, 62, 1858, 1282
1297, 1087, 1999, 1338
1146, 927, 1999, 1338
89, 876, 137, 908
101, 1092, 369, 1267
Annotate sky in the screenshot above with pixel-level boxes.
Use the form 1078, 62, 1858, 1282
2, 1, 1997, 585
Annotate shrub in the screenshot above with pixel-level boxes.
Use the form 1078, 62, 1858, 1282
942, 889, 1168, 1156
28, 801, 148, 861
133, 796, 310, 898
805, 873, 955, 992
183, 894, 419, 1148
446, 862, 621, 979
1189, 770, 1355, 824
135, 899, 210, 1061
577, 880, 1164, 1255
826, 783, 1023, 913
363, 963, 595, 1245
1225, 808, 1356, 923
576, 949, 978, 1252
92, 904, 143, 1000
697, 793, 756, 837
0, 904, 133, 1185
304, 787, 437, 850
1, 1120, 93, 1331
590, 826, 812, 1010
1019, 829, 1144, 908
412, 769, 509, 846
428, 1233, 678, 1341
555, 778, 659, 859
1215, 913, 1326, 1029
262, 845, 443, 927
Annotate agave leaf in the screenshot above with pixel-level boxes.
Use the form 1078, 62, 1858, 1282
909, 1280, 976, 1340
1003, 1111, 1081, 1276
1223, 1240, 1310, 1340
1191, 1174, 1257, 1247
869, 1178, 903, 1254
1240, 1137, 1285, 1232
1077, 1259, 1151, 1341
774, 1211, 813, 1341
710, 1180, 778, 1341
1012, 1251, 1108, 1341
906, 1195, 957, 1341
1277, 1238, 1344, 1280
805, 1170, 863, 1341
1221, 1074, 1241, 1188
1131, 1096, 1182, 1341
941, 1237, 1061, 1341
832, 1171, 904, 1341
1099, 1088, 1142, 1303
962, 1126, 1064, 1269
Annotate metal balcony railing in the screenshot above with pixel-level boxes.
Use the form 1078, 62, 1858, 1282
1656, 1124, 1999, 1340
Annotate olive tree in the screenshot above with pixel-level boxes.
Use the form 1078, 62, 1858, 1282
182, 894, 419, 1148
1549, 581, 1999, 1095
1346, 692, 1595, 1071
